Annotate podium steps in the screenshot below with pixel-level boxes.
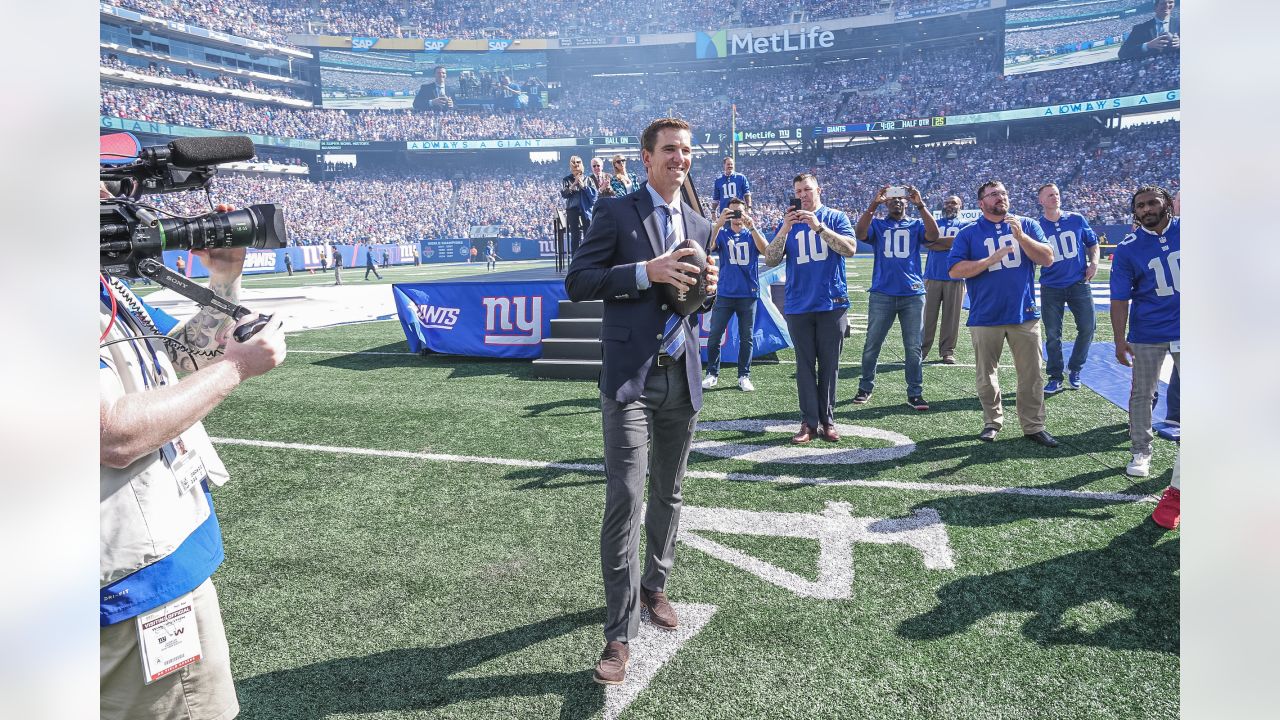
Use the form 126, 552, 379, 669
530, 299, 603, 380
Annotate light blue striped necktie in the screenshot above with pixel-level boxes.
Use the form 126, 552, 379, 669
657, 205, 686, 360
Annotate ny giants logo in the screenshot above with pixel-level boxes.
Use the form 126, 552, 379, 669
483, 296, 541, 345
415, 304, 461, 329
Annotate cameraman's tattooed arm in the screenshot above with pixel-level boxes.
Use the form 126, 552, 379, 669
167, 275, 241, 372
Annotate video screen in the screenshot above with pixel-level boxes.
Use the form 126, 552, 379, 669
319, 49, 548, 111
1003, 0, 1180, 75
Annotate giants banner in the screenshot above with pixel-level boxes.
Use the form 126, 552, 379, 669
393, 280, 568, 358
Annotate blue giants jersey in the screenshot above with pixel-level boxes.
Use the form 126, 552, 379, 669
867, 216, 927, 296
714, 226, 762, 298
1109, 217, 1180, 344
949, 216, 1048, 326
782, 206, 854, 314
924, 215, 966, 281
1036, 212, 1099, 288
714, 173, 751, 210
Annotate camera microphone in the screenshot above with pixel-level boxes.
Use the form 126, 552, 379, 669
138, 136, 256, 168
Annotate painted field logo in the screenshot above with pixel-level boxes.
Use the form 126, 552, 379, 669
692, 419, 915, 466
416, 304, 461, 329
483, 296, 542, 345
672, 501, 955, 599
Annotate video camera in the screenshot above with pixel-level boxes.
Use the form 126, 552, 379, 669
100, 133, 286, 278
100, 133, 287, 341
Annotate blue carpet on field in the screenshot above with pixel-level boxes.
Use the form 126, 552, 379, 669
1054, 340, 1179, 442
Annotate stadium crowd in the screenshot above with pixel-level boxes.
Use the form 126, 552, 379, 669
107, 0, 899, 45
1004, 15, 1140, 54
1005, 0, 1145, 23
140, 121, 1175, 247
101, 53, 304, 100
101, 46, 1177, 142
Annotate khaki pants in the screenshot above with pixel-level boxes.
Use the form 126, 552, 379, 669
922, 279, 965, 360
969, 319, 1045, 434
101, 578, 239, 720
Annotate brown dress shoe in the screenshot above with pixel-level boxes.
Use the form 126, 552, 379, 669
593, 641, 629, 685
791, 422, 814, 444
640, 587, 679, 630
819, 424, 841, 442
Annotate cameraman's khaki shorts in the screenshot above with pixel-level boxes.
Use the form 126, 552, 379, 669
101, 578, 239, 720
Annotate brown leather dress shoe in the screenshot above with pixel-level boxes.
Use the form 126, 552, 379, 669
593, 641, 629, 685
819, 424, 841, 442
791, 422, 814, 444
640, 587, 679, 630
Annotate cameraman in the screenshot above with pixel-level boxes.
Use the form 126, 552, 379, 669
99, 184, 287, 720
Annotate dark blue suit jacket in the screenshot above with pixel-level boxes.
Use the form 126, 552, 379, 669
1118, 16, 1180, 61
565, 185, 712, 407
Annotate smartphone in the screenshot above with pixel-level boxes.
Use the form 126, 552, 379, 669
886, 186, 908, 198
788, 198, 802, 212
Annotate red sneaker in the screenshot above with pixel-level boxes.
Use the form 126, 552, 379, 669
1152, 486, 1180, 530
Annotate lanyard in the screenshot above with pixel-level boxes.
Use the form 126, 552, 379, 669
102, 282, 168, 390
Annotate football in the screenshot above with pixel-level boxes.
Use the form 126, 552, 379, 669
659, 237, 710, 316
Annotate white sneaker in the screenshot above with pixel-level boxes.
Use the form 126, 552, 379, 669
738, 376, 755, 392
1126, 452, 1152, 477
701, 375, 718, 389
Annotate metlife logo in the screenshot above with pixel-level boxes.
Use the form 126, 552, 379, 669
695, 25, 835, 59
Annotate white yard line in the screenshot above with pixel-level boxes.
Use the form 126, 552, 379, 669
211, 437, 1155, 503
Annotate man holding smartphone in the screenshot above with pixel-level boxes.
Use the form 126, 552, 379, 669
703, 198, 769, 391
854, 184, 941, 411
765, 174, 858, 444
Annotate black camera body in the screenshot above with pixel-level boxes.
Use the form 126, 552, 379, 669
100, 134, 285, 278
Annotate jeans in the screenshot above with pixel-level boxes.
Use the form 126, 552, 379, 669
1040, 280, 1096, 381
705, 296, 758, 378
859, 292, 924, 397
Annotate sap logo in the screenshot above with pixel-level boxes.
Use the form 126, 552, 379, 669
483, 296, 541, 345
416, 304, 461, 329
487, 38, 512, 52
423, 38, 448, 51
351, 36, 377, 50
243, 250, 278, 272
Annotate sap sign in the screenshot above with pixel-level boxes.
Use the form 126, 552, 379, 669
351, 36, 377, 50
488, 38, 512, 52
422, 38, 449, 51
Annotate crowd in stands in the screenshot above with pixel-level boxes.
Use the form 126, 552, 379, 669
101, 53, 304, 100
1005, 0, 1144, 23
107, 0, 906, 45
101, 45, 1177, 142
140, 121, 1175, 247
1004, 15, 1138, 54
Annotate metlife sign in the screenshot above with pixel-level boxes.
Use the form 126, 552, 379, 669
696, 25, 835, 59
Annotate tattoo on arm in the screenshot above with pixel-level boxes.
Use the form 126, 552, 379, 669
822, 229, 859, 257
168, 276, 240, 372
764, 230, 788, 267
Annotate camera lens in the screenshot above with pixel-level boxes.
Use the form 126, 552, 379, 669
153, 204, 286, 250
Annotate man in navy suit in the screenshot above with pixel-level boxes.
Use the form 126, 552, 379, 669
1118, 0, 1179, 61
566, 117, 719, 686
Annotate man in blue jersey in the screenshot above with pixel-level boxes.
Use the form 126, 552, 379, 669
853, 184, 941, 410
765, 173, 858, 443
922, 195, 967, 365
1036, 183, 1101, 394
948, 180, 1059, 447
99, 190, 287, 719
1109, 186, 1180, 494
713, 156, 751, 212
703, 198, 770, 391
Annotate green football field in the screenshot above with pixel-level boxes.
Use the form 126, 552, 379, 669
199, 256, 1177, 719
